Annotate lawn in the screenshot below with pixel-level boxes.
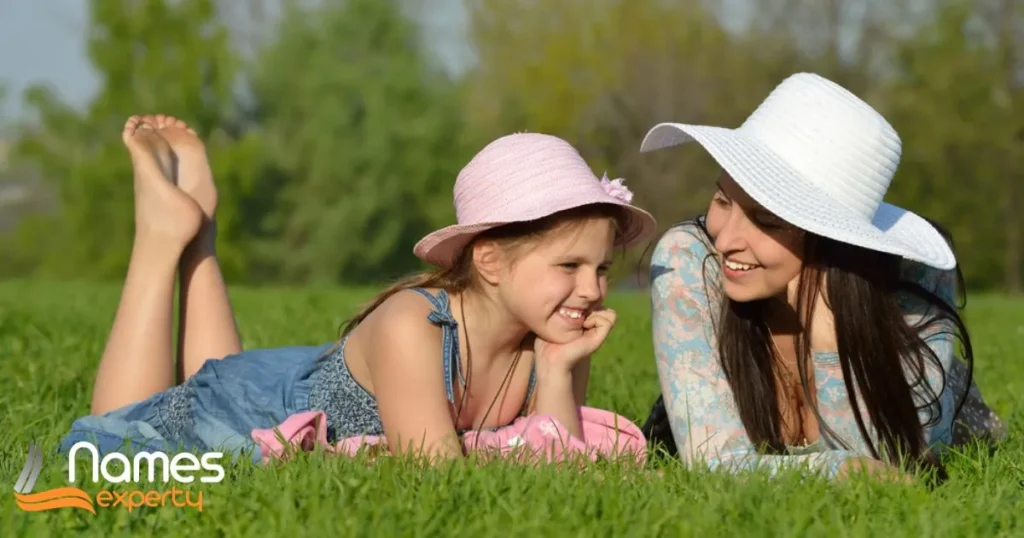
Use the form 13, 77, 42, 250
1, 279, 1022, 536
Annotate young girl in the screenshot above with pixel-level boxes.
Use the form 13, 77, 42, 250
636, 73, 1005, 481
59, 115, 657, 463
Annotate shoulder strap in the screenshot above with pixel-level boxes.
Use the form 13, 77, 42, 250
519, 365, 537, 417
407, 287, 465, 401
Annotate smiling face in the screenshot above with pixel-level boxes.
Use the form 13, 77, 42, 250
473, 212, 618, 345
503, 217, 617, 344
705, 172, 806, 303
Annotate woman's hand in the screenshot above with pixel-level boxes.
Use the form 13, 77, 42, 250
533, 308, 617, 373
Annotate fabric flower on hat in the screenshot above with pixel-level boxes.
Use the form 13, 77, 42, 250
600, 173, 634, 204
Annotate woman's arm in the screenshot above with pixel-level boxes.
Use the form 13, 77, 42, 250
651, 223, 859, 477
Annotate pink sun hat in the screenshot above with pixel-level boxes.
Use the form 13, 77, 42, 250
413, 133, 659, 268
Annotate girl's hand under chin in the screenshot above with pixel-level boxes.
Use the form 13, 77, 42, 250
534, 308, 617, 373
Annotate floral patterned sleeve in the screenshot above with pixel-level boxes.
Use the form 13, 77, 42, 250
650, 223, 857, 477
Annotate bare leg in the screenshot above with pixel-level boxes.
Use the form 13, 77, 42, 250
150, 114, 242, 381
90, 116, 203, 415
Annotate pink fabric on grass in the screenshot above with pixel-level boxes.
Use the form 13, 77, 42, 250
251, 407, 647, 465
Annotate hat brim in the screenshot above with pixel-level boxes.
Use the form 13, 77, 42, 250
640, 122, 957, 270
414, 203, 658, 269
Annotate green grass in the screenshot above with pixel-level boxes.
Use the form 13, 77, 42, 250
1, 279, 1022, 536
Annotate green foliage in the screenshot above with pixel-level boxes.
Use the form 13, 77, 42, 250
882, 0, 1024, 291
0, 0, 1021, 291
247, 0, 469, 284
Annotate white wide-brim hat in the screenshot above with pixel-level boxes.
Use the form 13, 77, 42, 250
640, 72, 956, 270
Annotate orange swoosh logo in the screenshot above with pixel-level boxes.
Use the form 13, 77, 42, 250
14, 487, 96, 514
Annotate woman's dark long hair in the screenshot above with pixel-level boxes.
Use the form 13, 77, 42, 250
643, 216, 973, 478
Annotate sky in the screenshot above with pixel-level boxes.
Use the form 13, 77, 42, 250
0, 0, 474, 123
0, 1, 98, 121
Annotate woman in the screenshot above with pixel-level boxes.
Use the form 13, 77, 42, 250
637, 73, 1005, 480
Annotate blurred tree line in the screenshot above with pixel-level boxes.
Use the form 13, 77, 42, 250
0, 0, 1020, 293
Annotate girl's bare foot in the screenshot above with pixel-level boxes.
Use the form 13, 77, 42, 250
141, 115, 218, 237
122, 116, 203, 249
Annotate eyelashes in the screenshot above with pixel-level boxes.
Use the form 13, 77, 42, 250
712, 195, 794, 232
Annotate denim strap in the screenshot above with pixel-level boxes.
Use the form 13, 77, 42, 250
407, 287, 464, 402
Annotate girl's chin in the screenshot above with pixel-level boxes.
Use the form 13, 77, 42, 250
533, 323, 581, 345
